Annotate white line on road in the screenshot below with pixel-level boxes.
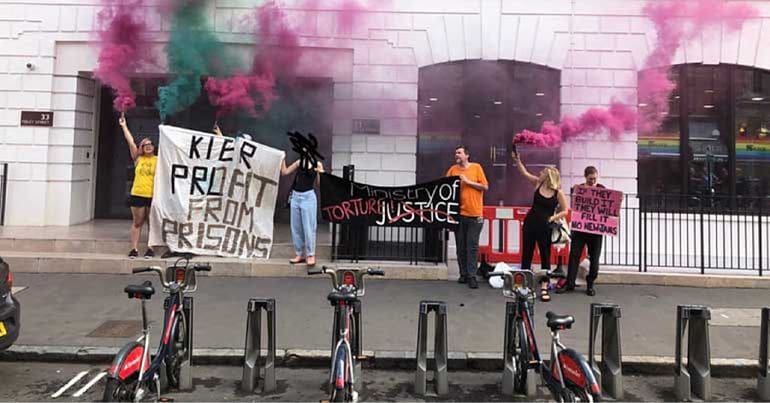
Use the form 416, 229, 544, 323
11, 286, 27, 295
72, 371, 107, 398
51, 370, 89, 398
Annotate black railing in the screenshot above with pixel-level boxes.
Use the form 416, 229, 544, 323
0, 163, 7, 226
329, 165, 446, 264
332, 223, 446, 264
328, 165, 769, 273
638, 194, 770, 275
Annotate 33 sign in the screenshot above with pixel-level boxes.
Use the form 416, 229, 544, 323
21, 111, 54, 127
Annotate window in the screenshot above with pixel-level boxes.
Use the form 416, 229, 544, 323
638, 64, 770, 212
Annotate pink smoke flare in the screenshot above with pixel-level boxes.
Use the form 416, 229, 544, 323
515, 0, 757, 148
94, 0, 151, 112
205, 74, 277, 118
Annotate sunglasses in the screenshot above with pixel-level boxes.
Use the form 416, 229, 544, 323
141, 142, 154, 147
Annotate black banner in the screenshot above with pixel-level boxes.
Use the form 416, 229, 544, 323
320, 173, 460, 228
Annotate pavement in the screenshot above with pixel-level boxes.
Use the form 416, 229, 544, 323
0, 362, 763, 402
2, 272, 768, 374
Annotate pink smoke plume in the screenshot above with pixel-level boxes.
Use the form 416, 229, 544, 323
515, 101, 637, 147
205, 74, 276, 118
637, 0, 757, 132
515, 0, 757, 148
252, 1, 301, 80
94, 0, 151, 112
206, 0, 372, 118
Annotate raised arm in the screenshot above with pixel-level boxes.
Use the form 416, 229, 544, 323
119, 114, 139, 161
281, 158, 299, 176
511, 151, 539, 186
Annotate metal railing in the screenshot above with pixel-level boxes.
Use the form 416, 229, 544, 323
328, 165, 769, 273
332, 223, 446, 264
0, 163, 7, 226
330, 165, 446, 264
638, 194, 770, 275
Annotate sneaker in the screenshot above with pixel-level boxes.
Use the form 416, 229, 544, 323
144, 249, 154, 259
586, 287, 596, 296
556, 286, 575, 294
457, 276, 468, 284
128, 249, 139, 259
468, 276, 479, 289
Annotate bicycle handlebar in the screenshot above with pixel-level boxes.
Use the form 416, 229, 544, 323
309, 265, 384, 294
132, 262, 212, 291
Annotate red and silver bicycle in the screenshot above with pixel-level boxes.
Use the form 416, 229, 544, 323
308, 265, 384, 402
103, 259, 210, 402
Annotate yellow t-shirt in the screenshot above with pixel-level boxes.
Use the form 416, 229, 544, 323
445, 163, 488, 217
131, 155, 157, 198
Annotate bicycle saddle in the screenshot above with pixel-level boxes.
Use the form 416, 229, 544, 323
125, 280, 155, 300
327, 291, 358, 305
546, 311, 574, 330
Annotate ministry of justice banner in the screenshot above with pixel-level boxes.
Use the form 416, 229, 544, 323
320, 173, 461, 228
149, 125, 284, 258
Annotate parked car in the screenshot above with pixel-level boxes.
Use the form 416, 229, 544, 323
0, 257, 20, 350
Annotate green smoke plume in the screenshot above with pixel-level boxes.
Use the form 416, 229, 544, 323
157, 0, 238, 121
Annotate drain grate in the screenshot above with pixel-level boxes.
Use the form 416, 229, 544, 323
87, 320, 142, 338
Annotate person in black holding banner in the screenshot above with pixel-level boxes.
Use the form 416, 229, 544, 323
446, 146, 488, 289
281, 157, 324, 267
511, 150, 568, 302
559, 166, 604, 296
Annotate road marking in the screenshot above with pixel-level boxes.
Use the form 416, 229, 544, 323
711, 308, 761, 327
11, 286, 27, 295
51, 370, 89, 398
72, 371, 107, 397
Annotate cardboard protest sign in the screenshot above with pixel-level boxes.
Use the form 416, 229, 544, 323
570, 186, 623, 236
149, 125, 284, 258
320, 173, 460, 228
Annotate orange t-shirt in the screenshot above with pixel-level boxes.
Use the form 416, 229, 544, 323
446, 163, 488, 217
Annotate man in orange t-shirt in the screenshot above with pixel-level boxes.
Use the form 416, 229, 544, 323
446, 145, 488, 289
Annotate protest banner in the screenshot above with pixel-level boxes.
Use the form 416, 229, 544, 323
320, 173, 460, 228
570, 186, 623, 236
148, 125, 284, 258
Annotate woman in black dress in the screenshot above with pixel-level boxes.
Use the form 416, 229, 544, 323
512, 151, 569, 301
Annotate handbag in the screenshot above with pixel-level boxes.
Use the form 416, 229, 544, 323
550, 218, 571, 245
284, 174, 297, 209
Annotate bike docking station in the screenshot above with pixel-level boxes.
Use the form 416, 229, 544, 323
241, 298, 276, 393
759, 307, 770, 401
160, 272, 196, 392
588, 303, 623, 399
674, 304, 712, 401
414, 300, 449, 396
502, 300, 538, 398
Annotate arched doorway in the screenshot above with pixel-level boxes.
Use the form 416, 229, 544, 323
417, 60, 561, 206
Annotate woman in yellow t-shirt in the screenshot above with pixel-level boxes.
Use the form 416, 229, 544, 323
119, 115, 157, 259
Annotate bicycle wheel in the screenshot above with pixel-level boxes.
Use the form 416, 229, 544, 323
164, 313, 186, 388
567, 385, 601, 402
332, 347, 347, 402
513, 320, 530, 393
102, 376, 136, 402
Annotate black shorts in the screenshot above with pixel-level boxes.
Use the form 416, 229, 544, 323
127, 195, 152, 208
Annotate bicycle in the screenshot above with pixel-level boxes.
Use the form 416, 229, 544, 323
102, 259, 211, 402
308, 265, 384, 402
490, 270, 601, 402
